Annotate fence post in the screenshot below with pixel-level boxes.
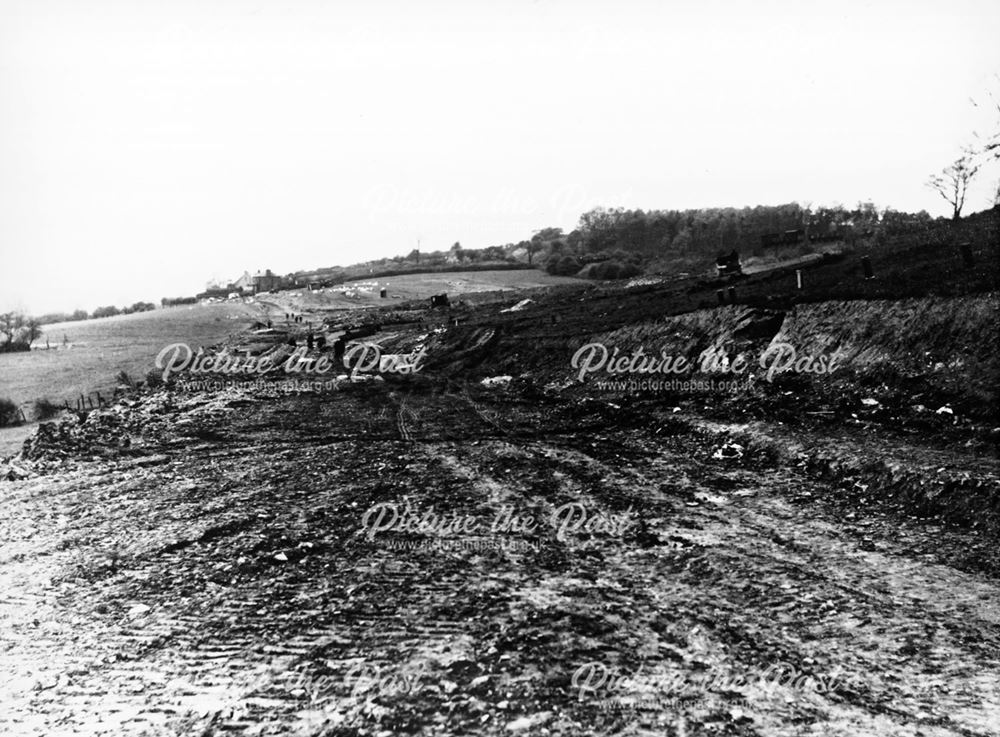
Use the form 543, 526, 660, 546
960, 242, 975, 267
796, 269, 803, 289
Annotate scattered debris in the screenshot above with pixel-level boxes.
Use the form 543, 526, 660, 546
480, 376, 513, 387
711, 442, 745, 460
500, 299, 534, 313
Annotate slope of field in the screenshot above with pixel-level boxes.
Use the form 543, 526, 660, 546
0, 304, 258, 455
254, 270, 585, 317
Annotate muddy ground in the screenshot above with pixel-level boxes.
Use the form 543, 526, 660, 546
2, 282, 1000, 736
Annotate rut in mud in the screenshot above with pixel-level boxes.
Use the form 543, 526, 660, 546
2, 386, 999, 736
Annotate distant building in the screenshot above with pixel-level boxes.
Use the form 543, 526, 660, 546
252, 269, 281, 293
205, 270, 254, 296
232, 271, 254, 293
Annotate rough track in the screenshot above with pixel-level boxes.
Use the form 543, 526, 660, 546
1, 388, 999, 736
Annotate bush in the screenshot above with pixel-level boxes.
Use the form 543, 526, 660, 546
122, 302, 155, 315
92, 305, 121, 319
0, 398, 22, 427
594, 261, 622, 279
146, 369, 164, 389
546, 255, 582, 276
33, 398, 62, 421
577, 260, 644, 281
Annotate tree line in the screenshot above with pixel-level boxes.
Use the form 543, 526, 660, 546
351, 201, 939, 282
0, 302, 161, 353
34, 301, 157, 326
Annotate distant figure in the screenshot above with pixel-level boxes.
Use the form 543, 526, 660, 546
316, 335, 326, 351
307, 333, 314, 350
267, 320, 272, 328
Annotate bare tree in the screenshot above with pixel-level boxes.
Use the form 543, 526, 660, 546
0, 312, 42, 350
0, 312, 22, 349
927, 149, 980, 220
23, 317, 43, 347
970, 73, 1000, 162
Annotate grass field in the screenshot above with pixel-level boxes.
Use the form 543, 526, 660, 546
0, 303, 257, 456
254, 269, 584, 315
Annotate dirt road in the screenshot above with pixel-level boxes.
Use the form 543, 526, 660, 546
2, 387, 999, 736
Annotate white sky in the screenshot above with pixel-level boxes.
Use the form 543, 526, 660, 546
2, 0, 999, 314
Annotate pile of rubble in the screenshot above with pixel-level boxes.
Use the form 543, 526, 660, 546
9, 385, 287, 470
0, 458, 34, 481
19, 410, 131, 463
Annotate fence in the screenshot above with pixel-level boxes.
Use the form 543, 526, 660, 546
64, 391, 108, 413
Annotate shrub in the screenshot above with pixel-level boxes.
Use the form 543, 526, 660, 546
0, 398, 22, 427
546, 255, 582, 276
146, 369, 164, 389
594, 261, 623, 280
0, 342, 31, 354
577, 260, 643, 281
33, 398, 62, 421
92, 305, 121, 319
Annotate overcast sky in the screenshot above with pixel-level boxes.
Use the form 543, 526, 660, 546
2, 0, 999, 314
